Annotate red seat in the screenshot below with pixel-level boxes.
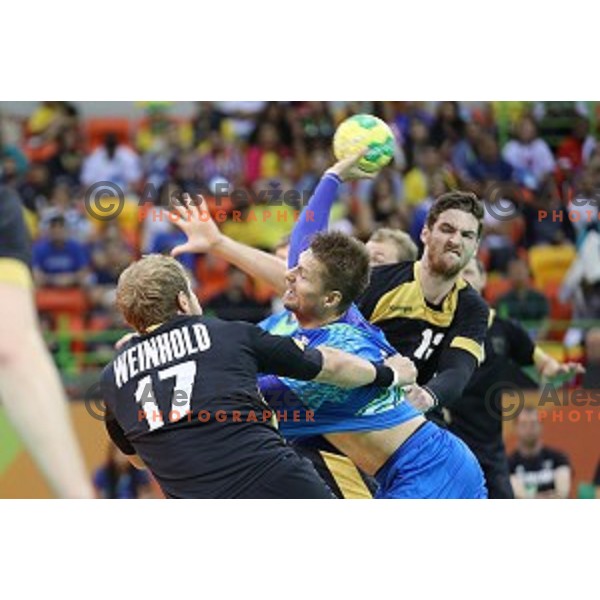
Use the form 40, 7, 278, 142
36, 288, 88, 315
483, 277, 512, 306
195, 256, 230, 303
84, 118, 131, 151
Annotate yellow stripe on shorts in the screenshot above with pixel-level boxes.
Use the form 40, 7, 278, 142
320, 451, 372, 499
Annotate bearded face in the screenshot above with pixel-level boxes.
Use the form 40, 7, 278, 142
421, 209, 480, 279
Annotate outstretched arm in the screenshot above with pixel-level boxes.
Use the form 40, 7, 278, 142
250, 324, 414, 389
170, 195, 289, 294
169, 154, 375, 292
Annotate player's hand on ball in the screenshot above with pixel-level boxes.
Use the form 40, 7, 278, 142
384, 354, 417, 386
168, 194, 223, 256
405, 385, 436, 412
326, 152, 378, 182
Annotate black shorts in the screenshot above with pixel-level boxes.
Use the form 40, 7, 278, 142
0, 186, 32, 288
291, 437, 377, 499
238, 451, 336, 499
469, 445, 514, 499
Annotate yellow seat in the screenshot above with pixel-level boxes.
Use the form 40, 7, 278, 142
536, 340, 566, 363
529, 244, 576, 288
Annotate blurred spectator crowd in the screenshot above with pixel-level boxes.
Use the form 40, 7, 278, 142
2, 100, 600, 374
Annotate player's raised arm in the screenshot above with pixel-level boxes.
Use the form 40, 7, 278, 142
168, 153, 374, 290
287, 152, 374, 268
169, 194, 289, 294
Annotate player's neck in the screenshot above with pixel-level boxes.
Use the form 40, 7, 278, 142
295, 310, 342, 329
418, 259, 459, 305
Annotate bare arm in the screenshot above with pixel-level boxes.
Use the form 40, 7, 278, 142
251, 326, 416, 390
169, 195, 288, 293
315, 346, 416, 388
169, 156, 373, 293
212, 236, 287, 294
315, 347, 416, 389
0, 281, 93, 498
533, 347, 585, 381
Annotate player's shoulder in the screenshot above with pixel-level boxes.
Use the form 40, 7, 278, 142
369, 261, 415, 290
100, 360, 118, 399
360, 262, 415, 310
456, 281, 489, 316
323, 313, 385, 355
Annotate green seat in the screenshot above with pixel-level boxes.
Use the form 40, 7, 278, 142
577, 482, 597, 499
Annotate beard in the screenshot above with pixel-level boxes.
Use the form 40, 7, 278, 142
428, 250, 466, 279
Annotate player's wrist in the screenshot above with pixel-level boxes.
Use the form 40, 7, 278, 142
324, 169, 343, 184
371, 362, 398, 388
210, 233, 229, 254
421, 385, 440, 410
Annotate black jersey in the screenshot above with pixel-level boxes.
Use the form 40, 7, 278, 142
358, 261, 489, 385
448, 314, 536, 449
101, 314, 330, 499
0, 186, 32, 287
447, 313, 536, 498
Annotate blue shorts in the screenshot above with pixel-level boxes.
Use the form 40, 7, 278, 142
374, 422, 488, 499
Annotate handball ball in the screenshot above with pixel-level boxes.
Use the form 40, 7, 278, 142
333, 114, 396, 173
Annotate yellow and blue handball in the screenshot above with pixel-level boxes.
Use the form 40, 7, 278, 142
333, 114, 396, 173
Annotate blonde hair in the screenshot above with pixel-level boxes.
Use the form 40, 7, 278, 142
369, 228, 418, 262
117, 254, 191, 332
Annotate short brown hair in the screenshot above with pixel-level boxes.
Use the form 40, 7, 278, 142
426, 191, 484, 238
369, 228, 418, 261
309, 231, 370, 313
117, 254, 191, 332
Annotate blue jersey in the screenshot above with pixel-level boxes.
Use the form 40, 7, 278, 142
259, 305, 420, 438
257, 172, 419, 438
259, 310, 298, 336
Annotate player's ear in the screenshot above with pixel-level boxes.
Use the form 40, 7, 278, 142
324, 290, 342, 311
176, 290, 190, 314
420, 225, 430, 246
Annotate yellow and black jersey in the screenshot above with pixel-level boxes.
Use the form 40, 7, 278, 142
0, 186, 32, 288
358, 261, 489, 402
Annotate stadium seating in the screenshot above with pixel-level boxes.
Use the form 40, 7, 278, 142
84, 118, 131, 150
483, 275, 513, 305
529, 244, 577, 288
